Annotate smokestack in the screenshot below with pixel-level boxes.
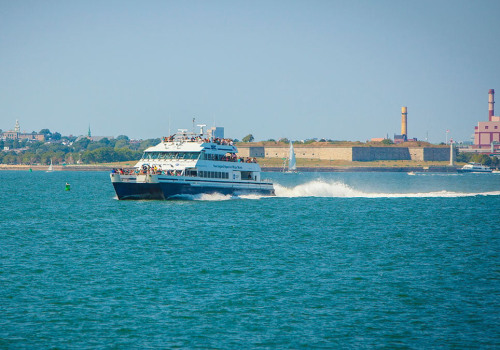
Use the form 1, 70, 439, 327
489, 89, 495, 121
401, 107, 407, 140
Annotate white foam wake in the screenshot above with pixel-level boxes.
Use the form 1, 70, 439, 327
173, 193, 234, 201
274, 180, 500, 198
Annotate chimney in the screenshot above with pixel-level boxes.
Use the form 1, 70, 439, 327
489, 89, 495, 121
401, 107, 407, 141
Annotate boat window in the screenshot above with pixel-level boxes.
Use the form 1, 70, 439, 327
159, 152, 200, 160
196, 170, 230, 179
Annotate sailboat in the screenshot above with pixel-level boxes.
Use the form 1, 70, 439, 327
282, 141, 298, 173
47, 159, 53, 172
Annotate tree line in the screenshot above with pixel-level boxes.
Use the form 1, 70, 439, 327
0, 130, 160, 165
456, 152, 499, 167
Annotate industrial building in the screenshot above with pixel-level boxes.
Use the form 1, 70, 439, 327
473, 89, 500, 150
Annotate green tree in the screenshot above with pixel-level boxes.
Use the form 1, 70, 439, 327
93, 147, 115, 162
72, 138, 90, 152
3, 153, 17, 164
471, 153, 491, 165
98, 137, 111, 146
381, 138, 394, 145
139, 138, 160, 150
114, 139, 129, 149
39, 129, 52, 141
28, 141, 43, 151
21, 152, 36, 164
456, 152, 472, 163
81, 150, 96, 163
242, 134, 254, 142
87, 143, 103, 151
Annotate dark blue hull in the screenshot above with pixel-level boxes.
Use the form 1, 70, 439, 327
112, 181, 275, 200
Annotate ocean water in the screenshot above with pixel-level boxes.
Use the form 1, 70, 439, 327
1, 170, 499, 348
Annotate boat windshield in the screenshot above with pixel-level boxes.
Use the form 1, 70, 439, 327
142, 151, 200, 160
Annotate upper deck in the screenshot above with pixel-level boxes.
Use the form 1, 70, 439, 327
134, 127, 258, 171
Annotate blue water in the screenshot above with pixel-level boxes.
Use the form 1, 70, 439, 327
1, 171, 499, 348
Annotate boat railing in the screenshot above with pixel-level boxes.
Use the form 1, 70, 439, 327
162, 135, 235, 146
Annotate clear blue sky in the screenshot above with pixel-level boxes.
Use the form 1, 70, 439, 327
1, 0, 499, 143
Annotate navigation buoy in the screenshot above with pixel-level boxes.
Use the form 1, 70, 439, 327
29, 168, 32, 172
65, 183, 71, 191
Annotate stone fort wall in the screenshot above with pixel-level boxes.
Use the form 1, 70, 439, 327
237, 145, 451, 162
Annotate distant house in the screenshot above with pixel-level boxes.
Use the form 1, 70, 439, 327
74, 135, 114, 142
393, 134, 406, 144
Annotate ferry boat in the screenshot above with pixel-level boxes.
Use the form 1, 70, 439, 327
110, 126, 275, 200
458, 162, 492, 173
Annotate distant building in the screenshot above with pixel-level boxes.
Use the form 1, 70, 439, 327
473, 89, 500, 150
74, 125, 113, 142
207, 126, 224, 139
393, 134, 406, 144
1, 120, 44, 141
473, 121, 500, 149
74, 135, 114, 142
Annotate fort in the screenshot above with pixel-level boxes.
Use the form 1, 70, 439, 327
237, 143, 452, 162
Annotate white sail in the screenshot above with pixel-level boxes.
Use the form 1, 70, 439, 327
47, 159, 53, 172
288, 142, 296, 171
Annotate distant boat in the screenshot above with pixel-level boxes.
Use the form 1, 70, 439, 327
458, 162, 492, 173
282, 142, 298, 173
47, 159, 53, 172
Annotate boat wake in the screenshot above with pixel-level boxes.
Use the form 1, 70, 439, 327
145, 180, 500, 201
274, 180, 500, 198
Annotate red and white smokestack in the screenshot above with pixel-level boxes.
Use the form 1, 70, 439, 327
489, 89, 495, 121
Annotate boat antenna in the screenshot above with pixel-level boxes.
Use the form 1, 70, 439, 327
192, 118, 195, 133
197, 124, 206, 136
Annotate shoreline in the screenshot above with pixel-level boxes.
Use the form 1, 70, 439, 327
0, 164, 460, 172
0, 165, 113, 171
